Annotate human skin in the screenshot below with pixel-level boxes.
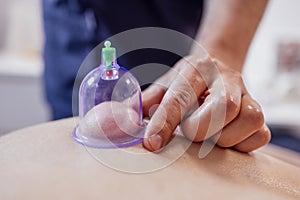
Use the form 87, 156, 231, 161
79, 101, 140, 140
1, 118, 300, 199
142, 0, 271, 152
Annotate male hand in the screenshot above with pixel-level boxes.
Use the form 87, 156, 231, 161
142, 54, 271, 153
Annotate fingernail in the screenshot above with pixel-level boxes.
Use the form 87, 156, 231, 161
148, 134, 163, 151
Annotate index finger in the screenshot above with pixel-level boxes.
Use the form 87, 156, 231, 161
143, 60, 207, 152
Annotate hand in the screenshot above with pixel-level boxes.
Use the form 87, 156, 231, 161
142, 54, 271, 153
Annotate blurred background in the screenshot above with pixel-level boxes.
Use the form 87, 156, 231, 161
0, 0, 299, 151
0, 0, 48, 134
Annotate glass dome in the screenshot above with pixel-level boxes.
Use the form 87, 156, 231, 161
72, 41, 146, 148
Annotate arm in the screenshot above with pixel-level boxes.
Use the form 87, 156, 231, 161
193, 0, 269, 71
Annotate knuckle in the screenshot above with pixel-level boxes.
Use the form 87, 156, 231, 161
171, 88, 194, 111
197, 57, 215, 72
214, 92, 240, 116
184, 54, 217, 86
243, 103, 265, 128
197, 54, 213, 66
225, 95, 240, 114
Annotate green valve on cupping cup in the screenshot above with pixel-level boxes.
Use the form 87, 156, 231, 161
102, 41, 116, 68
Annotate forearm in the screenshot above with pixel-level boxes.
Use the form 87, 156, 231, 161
192, 0, 269, 71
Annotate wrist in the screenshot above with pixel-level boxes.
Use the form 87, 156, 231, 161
192, 38, 246, 72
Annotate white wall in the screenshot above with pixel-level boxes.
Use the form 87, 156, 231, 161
0, 0, 43, 54
0, 0, 48, 135
244, 0, 300, 97
243, 0, 300, 130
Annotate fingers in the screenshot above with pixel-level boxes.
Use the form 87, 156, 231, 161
216, 94, 265, 147
142, 65, 180, 117
142, 55, 270, 153
142, 84, 166, 117
234, 124, 271, 152
180, 82, 242, 142
143, 62, 207, 152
